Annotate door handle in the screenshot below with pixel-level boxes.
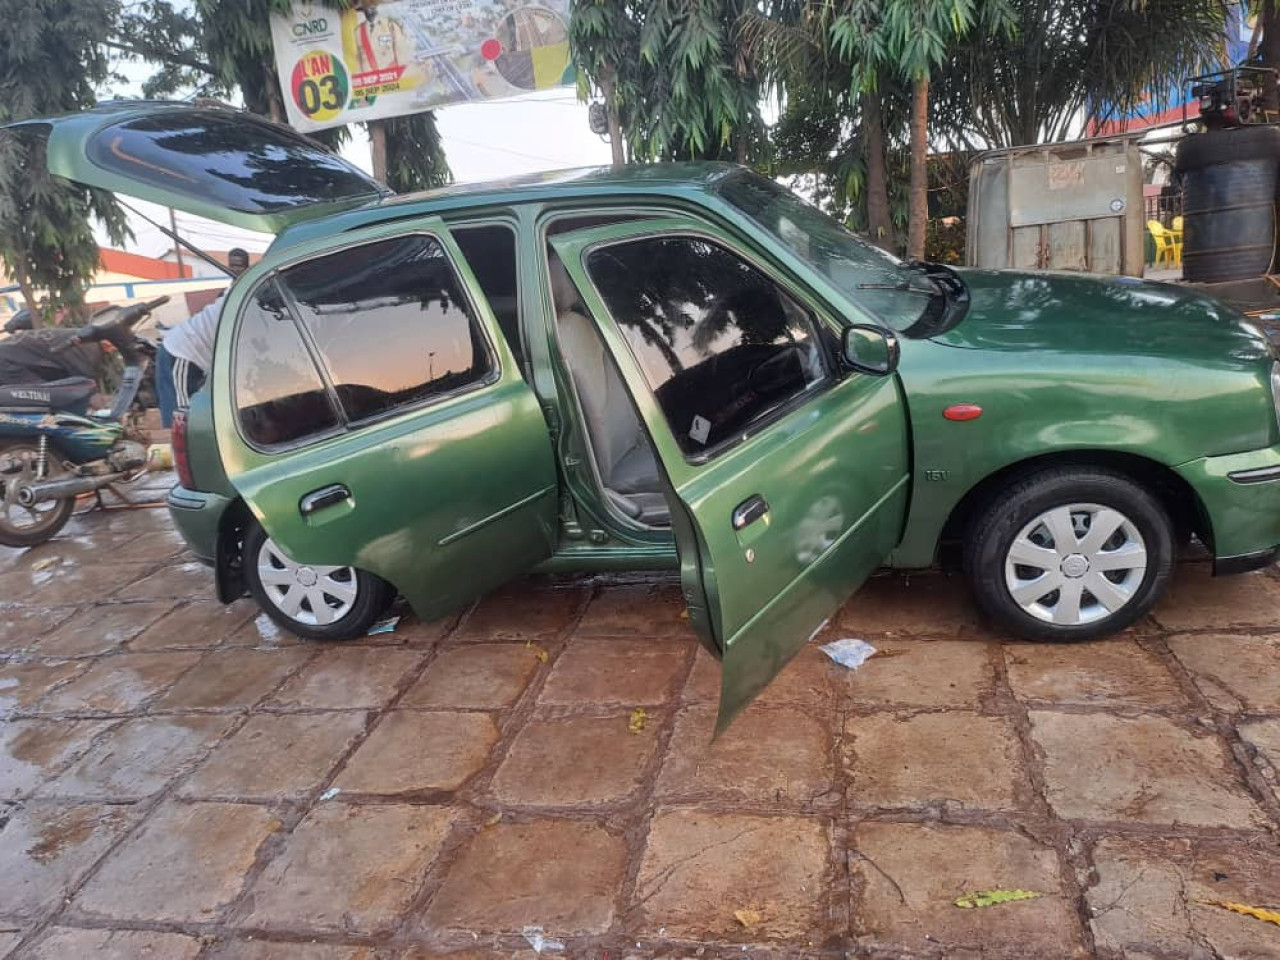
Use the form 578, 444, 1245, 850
732, 494, 770, 531
300, 484, 351, 517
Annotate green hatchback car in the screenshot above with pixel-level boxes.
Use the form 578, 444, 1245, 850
22, 103, 1280, 727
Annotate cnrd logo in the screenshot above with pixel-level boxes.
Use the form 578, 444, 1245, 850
293, 17, 329, 36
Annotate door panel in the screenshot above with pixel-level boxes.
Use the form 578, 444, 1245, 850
551, 221, 910, 731
216, 219, 558, 621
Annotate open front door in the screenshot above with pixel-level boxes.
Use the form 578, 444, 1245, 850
215, 218, 558, 621
550, 220, 910, 731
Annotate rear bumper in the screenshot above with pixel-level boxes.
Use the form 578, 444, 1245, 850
166, 485, 231, 566
1177, 443, 1280, 575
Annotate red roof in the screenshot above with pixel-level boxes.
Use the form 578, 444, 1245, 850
99, 248, 193, 280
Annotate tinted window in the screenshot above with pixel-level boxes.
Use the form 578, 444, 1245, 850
453, 225, 523, 368
586, 236, 828, 456
234, 280, 340, 447
87, 111, 384, 213
282, 235, 493, 423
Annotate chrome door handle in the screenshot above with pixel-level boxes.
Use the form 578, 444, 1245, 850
732, 494, 770, 530
300, 484, 350, 517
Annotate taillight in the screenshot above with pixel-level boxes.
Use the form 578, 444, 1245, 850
172, 410, 195, 489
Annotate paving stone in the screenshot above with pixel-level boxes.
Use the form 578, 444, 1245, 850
1167, 633, 1280, 713
31, 601, 173, 657
657, 704, 833, 806
75, 800, 277, 922
385, 610, 460, 645
846, 712, 1024, 811
0, 604, 77, 654
0, 803, 136, 920
181, 711, 367, 800
124, 528, 190, 562
242, 803, 453, 934
403, 644, 542, 709
269, 648, 422, 710
130, 599, 257, 650
113, 561, 215, 601
337, 711, 499, 794
1153, 565, 1280, 631
454, 581, 583, 641
42, 714, 233, 799
490, 714, 657, 806
0, 562, 154, 606
1239, 717, 1280, 800
36, 651, 201, 714
1087, 836, 1280, 959
395, 950, 532, 960
0, 660, 87, 714
0, 932, 19, 959
205, 943, 376, 960
0, 718, 113, 799
540, 637, 688, 706
1004, 639, 1186, 707
228, 611, 307, 649
839, 639, 996, 707
426, 819, 625, 935
24, 927, 203, 959
1030, 711, 1267, 827
633, 809, 830, 941
575, 582, 693, 638
684, 643, 835, 707
838, 573, 989, 637
851, 821, 1083, 956
154, 647, 311, 710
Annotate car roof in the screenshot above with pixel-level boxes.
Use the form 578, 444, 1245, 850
271, 161, 742, 251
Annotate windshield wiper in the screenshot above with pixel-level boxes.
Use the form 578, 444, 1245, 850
897, 259, 970, 335
857, 280, 934, 296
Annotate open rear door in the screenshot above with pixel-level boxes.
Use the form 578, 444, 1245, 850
550, 220, 911, 731
8, 102, 389, 234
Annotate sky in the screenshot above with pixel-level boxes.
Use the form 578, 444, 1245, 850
95, 87, 614, 260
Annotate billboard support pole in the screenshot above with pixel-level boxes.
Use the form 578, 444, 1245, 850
369, 119, 389, 184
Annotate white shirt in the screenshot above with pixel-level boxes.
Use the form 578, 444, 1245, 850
163, 292, 224, 371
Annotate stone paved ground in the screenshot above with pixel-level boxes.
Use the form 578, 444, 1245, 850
2, 503, 1280, 959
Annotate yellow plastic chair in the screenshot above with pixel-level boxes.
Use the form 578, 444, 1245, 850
1148, 220, 1179, 268
1170, 215, 1184, 265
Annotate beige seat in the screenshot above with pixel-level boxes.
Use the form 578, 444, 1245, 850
548, 258, 668, 525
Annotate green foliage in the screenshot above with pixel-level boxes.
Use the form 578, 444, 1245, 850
572, 0, 766, 162
0, 0, 130, 321
383, 112, 452, 192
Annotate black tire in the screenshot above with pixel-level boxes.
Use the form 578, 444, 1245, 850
962, 467, 1174, 642
243, 520, 393, 641
0, 443, 76, 548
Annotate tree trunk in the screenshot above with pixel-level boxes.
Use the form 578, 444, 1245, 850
369, 120, 389, 183
600, 74, 625, 167
907, 76, 929, 261
14, 263, 39, 326
863, 92, 894, 252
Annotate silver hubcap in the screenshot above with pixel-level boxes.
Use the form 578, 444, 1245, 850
0, 447, 65, 533
1004, 502, 1148, 626
257, 538, 359, 626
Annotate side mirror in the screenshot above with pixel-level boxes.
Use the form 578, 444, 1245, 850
841, 324, 900, 376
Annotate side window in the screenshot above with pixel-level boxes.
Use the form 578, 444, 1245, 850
585, 236, 828, 456
452, 224, 523, 369
234, 280, 340, 448
280, 235, 494, 424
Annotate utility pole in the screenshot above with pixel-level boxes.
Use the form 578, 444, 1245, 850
168, 208, 185, 276
369, 120, 389, 183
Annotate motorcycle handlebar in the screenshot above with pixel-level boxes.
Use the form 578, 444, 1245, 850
48, 295, 170, 354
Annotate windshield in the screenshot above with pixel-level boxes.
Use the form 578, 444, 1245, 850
717, 171, 935, 332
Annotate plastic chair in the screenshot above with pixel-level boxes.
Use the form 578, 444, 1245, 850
1148, 220, 1179, 268
1169, 215, 1185, 265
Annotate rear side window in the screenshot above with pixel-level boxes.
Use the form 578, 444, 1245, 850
284, 235, 494, 423
234, 280, 340, 447
233, 234, 496, 447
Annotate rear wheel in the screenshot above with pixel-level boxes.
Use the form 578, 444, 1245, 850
963, 468, 1174, 641
243, 520, 392, 641
0, 443, 75, 548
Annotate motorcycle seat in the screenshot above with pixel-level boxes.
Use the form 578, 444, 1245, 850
0, 377, 97, 412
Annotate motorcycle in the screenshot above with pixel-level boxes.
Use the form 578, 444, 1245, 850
0, 296, 168, 547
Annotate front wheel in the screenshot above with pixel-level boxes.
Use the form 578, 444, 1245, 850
0, 443, 75, 548
243, 521, 392, 641
963, 467, 1174, 642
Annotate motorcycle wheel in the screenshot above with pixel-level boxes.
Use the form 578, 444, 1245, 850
0, 443, 75, 548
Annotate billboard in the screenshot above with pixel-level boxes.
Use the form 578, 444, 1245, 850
270, 1, 575, 133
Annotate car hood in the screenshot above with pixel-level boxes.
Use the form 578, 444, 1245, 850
931, 269, 1272, 368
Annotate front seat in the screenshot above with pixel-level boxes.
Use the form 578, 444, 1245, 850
548, 257, 668, 524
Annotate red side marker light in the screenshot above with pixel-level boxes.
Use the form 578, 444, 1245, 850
943, 403, 983, 421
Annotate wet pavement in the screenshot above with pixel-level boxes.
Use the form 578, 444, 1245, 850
1, 498, 1280, 959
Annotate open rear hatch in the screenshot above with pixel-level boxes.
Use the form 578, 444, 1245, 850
5, 101, 390, 234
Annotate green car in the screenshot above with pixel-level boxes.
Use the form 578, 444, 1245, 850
22, 103, 1280, 728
